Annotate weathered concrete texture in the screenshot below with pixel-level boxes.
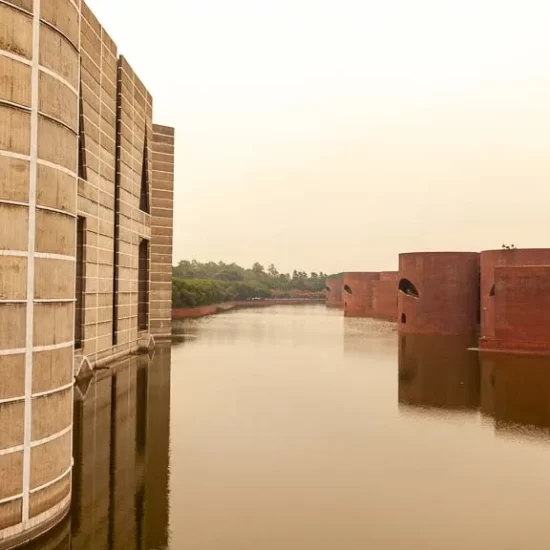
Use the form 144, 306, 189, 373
342, 272, 380, 317
0, 0, 79, 543
398, 252, 480, 335
479, 265, 550, 354
398, 334, 480, 411
78, 1, 118, 362
150, 125, 174, 339
1, 0, 175, 543
112, 55, 153, 357
325, 273, 343, 308
479, 249, 550, 352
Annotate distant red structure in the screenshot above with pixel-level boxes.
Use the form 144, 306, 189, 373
342, 272, 380, 317
372, 271, 398, 321
398, 252, 480, 335
325, 273, 344, 308
480, 249, 550, 350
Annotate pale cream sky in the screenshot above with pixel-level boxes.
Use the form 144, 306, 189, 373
89, 0, 550, 274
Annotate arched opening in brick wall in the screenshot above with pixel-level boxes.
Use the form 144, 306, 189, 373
401, 313, 407, 324
344, 284, 352, 294
398, 279, 419, 298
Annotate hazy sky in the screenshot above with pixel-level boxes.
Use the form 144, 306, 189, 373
88, 0, 550, 274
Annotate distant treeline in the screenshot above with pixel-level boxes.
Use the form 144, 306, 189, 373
172, 260, 328, 308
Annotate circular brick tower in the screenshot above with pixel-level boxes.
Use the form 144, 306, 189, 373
342, 272, 380, 317
397, 252, 480, 335
325, 273, 343, 308
0, 0, 79, 545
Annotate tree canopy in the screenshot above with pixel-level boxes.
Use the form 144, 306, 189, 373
172, 260, 328, 308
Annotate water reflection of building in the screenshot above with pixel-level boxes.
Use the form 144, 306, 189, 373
398, 335, 480, 411
481, 354, 550, 436
22, 346, 171, 550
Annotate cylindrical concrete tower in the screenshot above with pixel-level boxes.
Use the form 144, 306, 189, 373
397, 252, 480, 335
342, 272, 380, 317
480, 249, 550, 340
325, 273, 343, 308
0, 0, 79, 545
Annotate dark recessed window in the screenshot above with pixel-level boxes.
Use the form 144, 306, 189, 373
398, 279, 419, 298
401, 313, 407, 324
74, 216, 86, 348
138, 239, 149, 331
489, 284, 495, 296
344, 284, 352, 295
140, 133, 150, 213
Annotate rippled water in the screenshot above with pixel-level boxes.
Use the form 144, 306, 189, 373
26, 305, 550, 549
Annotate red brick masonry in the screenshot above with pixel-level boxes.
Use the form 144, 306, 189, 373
342, 272, 380, 317
398, 252, 480, 335
325, 274, 343, 308
479, 265, 550, 354
479, 249, 550, 340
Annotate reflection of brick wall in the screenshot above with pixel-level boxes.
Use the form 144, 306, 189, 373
325, 274, 343, 307
398, 252, 479, 335
480, 249, 550, 340
481, 354, 550, 429
483, 266, 550, 352
343, 272, 380, 317
398, 334, 479, 411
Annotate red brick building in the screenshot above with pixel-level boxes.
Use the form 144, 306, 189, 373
372, 271, 398, 321
480, 249, 550, 353
342, 272, 380, 317
397, 252, 480, 335
325, 273, 344, 308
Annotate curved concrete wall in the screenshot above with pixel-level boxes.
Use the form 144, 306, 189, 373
0, 0, 78, 544
397, 252, 480, 335
480, 249, 550, 340
342, 272, 380, 317
325, 274, 343, 308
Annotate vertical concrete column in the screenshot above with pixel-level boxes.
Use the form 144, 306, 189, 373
150, 125, 175, 340
0, 0, 79, 544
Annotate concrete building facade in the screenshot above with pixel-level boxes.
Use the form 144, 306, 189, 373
150, 125, 175, 340
0, 0, 175, 546
325, 273, 343, 308
397, 252, 480, 335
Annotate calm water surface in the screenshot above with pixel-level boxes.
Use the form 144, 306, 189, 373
27, 305, 550, 549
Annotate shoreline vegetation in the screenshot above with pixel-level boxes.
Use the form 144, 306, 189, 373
172, 260, 328, 309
